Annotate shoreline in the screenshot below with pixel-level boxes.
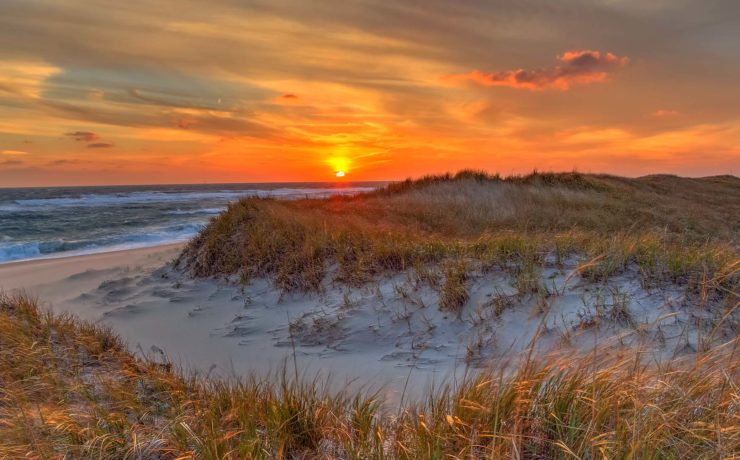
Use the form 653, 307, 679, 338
0, 241, 189, 268
0, 243, 185, 308
0, 241, 187, 268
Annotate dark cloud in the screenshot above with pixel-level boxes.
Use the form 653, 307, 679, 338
87, 142, 113, 148
1, 159, 24, 165
449, 50, 628, 90
66, 131, 99, 141
1, 0, 738, 85
281, 93, 298, 99
42, 96, 277, 139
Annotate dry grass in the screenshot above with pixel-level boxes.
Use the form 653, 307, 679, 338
439, 260, 469, 314
180, 171, 739, 304
1, 293, 738, 459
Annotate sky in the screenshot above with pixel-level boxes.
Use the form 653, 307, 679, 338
1, 0, 739, 186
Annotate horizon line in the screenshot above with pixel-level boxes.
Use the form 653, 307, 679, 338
1, 170, 738, 190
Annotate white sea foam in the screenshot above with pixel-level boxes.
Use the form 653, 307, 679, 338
0, 223, 204, 263
0, 241, 43, 262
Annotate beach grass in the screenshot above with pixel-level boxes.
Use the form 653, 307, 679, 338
1, 292, 738, 459
181, 171, 739, 300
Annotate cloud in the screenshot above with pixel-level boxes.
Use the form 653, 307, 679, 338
1, 149, 27, 155
276, 93, 300, 105
1, 158, 24, 165
652, 109, 681, 117
35, 74, 278, 140
448, 50, 628, 91
66, 131, 99, 141
87, 142, 113, 148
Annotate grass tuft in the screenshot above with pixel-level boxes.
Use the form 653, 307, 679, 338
439, 260, 469, 314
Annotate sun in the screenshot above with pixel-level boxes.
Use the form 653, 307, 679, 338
327, 155, 350, 178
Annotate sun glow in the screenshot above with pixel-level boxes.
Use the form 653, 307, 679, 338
328, 156, 351, 178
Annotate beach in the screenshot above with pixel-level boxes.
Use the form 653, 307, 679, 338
0, 244, 184, 301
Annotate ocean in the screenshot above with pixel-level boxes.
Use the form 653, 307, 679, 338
0, 182, 379, 263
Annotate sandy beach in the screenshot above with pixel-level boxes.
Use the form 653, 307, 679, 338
0, 244, 185, 300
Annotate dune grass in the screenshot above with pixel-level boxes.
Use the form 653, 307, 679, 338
180, 171, 739, 304
1, 292, 738, 459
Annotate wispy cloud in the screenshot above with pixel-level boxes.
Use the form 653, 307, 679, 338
87, 142, 113, 148
448, 50, 628, 91
652, 109, 681, 118
66, 131, 99, 142
1, 150, 28, 155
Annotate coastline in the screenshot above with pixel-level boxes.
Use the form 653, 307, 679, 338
0, 243, 185, 294
0, 241, 186, 266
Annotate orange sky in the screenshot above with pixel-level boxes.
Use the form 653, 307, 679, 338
1, 0, 739, 186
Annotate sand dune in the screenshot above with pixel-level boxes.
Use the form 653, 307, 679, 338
0, 239, 720, 403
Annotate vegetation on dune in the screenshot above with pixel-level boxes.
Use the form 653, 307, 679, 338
439, 260, 469, 314
180, 171, 739, 300
1, 293, 738, 459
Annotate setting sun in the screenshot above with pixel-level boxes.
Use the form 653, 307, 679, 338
327, 156, 351, 179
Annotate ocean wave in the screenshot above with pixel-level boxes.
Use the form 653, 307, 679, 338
9, 187, 375, 209
0, 239, 68, 262
0, 223, 205, 263
0, 241, 43, 262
